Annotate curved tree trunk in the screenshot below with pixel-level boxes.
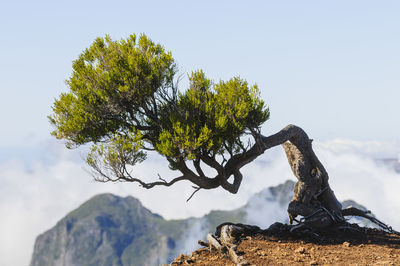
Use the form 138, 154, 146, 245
227, 125, 398, 231
203, 126, 400, 265
282, 139, 342, 227
257, 125, 343, 226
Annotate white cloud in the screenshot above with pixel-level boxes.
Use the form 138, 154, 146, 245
314, 141, 400, 227
0, 138, 399, 266
0, 141, 272, 266
316, 139, 400, 159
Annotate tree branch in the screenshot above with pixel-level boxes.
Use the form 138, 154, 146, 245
93, 164, 188, 189
186, 186, 201, 202
220, 169, 243, 194
193, 159, 206, 178
88, 124, 342, 221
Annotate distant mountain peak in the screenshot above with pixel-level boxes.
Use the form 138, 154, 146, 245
30, 180, 373, 266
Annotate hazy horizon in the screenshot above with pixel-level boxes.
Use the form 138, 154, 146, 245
1, 1, 399, 265
1, 138, 400, 265
1, 0, 400, 149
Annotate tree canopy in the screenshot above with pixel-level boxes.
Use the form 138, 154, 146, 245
50, 33, 400, 240
49, 34, 270, 194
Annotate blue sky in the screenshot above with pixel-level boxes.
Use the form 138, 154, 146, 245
1, 0, 399, 150
1, 2, 400, 265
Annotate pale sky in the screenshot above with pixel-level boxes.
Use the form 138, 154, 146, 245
1, 2, 400, 265
0, 0, 399, 150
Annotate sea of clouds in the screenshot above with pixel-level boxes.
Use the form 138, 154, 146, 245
0, 138, 399, 266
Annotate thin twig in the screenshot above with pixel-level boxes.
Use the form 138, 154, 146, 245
186, 186, 201, 202
158, 173, 167, 183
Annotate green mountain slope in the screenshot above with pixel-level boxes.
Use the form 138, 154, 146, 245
30, 194, 186, 266
30, 180, 372, 265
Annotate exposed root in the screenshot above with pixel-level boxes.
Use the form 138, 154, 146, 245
205, 224, 261, 265
206, 233, 223, 251
200, 217, 400, 265
342, 207, 400, 236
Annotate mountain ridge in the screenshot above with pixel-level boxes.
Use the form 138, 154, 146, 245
30, 180, 374, 265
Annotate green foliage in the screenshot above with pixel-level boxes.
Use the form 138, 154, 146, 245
157, 70, 270, 159
50, 34, 270, 184
86, 128, 146, 176
49, 34, 176, 146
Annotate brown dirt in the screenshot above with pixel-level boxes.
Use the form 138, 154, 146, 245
171, 223, 400, 265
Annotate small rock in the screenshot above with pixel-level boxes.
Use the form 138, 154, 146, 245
342, 241, 350, 247
185, 258, 194, 264
295, 247, 306, 254
249, 247, 261, 252
257, 250, 268, 256
309, 260, 319, 265
375, 261, 392, 265
174, 254, 185, 263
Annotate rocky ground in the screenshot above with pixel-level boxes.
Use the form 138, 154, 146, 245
171, 223, 400, 265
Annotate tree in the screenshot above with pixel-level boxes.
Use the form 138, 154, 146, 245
50, 34, 388, 230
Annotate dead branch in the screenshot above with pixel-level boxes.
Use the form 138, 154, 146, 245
197, 240, 209, 248
206, 234, 222, 251
204, 224, 254, 265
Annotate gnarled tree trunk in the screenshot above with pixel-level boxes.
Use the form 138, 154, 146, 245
248, 125, 343, 227
279, 127, 342, 227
